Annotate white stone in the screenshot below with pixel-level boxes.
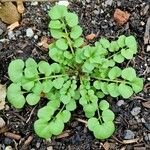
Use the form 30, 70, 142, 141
31, 1, 38, 6
57, 0, 69, 7
131, 107, 141, 116
0, 117, 5, 128
26, 28, 34, 38
147, 45, 150, 52
8, 31, 15, 40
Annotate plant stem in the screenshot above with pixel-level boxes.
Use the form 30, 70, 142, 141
61, 19, 74, 54
91, 76, 131, 85
97, 108, 102, 124
107, 51, 121, 60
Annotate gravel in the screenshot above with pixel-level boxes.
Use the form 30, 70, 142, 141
0, 21, 6, 35
146, 45, 150, 52
8, 31, 15, 40
124, 130, 135, 140
26, 28, 34, 38
131, 107, 141, 116
117, 100, 125, 106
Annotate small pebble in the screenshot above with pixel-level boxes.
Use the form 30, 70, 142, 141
0, 29, 3, 35
4, 138, 12, 145
124, 130, 135, 140
0, 117, 6, 128
0, 21, 6, 35
47, 146, 53, 150
86, 0, 91, 3
5, 146, 13, 150
146, 45, 150, 52
26, 28, 34, 38
117, 100, 125, 107
105, 0, 113, 6
34, 35, 38, 40
93, 10, 99, 15
31, 1, 38, 6
8, 31, 15, 40
57, 0, 69, 7
131, 107, 141, 116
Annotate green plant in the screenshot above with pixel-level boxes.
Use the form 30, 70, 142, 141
7, 5, 143, 140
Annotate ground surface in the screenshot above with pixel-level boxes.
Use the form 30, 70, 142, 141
0, 0, 150, 150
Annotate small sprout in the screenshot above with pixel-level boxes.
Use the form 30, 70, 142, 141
6, 5, 143, 140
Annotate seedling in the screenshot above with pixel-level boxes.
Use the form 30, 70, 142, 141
7, 5, 143, 140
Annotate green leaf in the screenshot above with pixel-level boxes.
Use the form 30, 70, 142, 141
38, 61, 51, 76
82, 62, 95, 73
96, 91, 105, 98
24, 67, 38, 79
93, 122, 115, 139
99, 82, 109, 94
50, 63, 61, 73
21, 78, 34, 91
73, 37, 84, 48
102, 59, 115, 68
99, 38, 110, 49
121, 49, 134, 59
42, 80, 53, 93
32, 82, 43, 95
47, 99, 60, 109
83, 104, 96, 118
60, 94, 71, 104
49, 20, 62, 29
66, 100, 76, 111
49, 48, 64, 63
121, 67, 136, 81
63, 51, 73, 59
48, 5, 67, 20
70, 25, 82, 39
34, 119, 52, 139
125, 36, 137, 54
48, 118, 64, 135
25, 58, 37, 68
87, 117, 99, 131
37, 106, 55, 121
118, 83, 133, 99
56, 38, 68, 50
58, 110, 71, 123
65, 12, 78, 27
108, 66, 121, 80
93, 80, 101, 90
109, 41, 119, 52
107, 83, 120, 97
102, 109, 115, 122
7, 83, 26, 109
50, 29, 64, 39
131, 77, 143, 93
26, 93, 40, 105
8, 59, 24, 83
117, 35, 126, 48
53, 77, 64, 89
113, 54, 125, 63
99, 100, 109, 110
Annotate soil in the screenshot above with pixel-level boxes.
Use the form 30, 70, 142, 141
0, 0, 150, 150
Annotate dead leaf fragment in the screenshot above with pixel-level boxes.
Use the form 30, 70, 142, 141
0, 84, 6, 110
86, 33, 96, 40
7, 21, 19, 31
38, 36, 49, 49
114, 9, 130, 25
142, 101, 150, 109
0, 2, 20, 24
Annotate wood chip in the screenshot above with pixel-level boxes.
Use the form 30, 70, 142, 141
86, 33, 96, 40
0, 84, 6, 110
56, 130, 70, 139
17, 0, 25, 14
22, 135, 33, 149
38, 36, 49, 49
7, 21, 19, 31
134, 147, 146, 150
4, 132, 21, 140
114, 9, 130, 25
103, 141, 110, 150
75, 118, 88, 125
123, 138, 139, 144
142, 101, 150, 109
144, 17, 150, 44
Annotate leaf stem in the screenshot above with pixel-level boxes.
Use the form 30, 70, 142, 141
61, 19, 74, 54
97, 108, 103, 124
91, 76, 131, 85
